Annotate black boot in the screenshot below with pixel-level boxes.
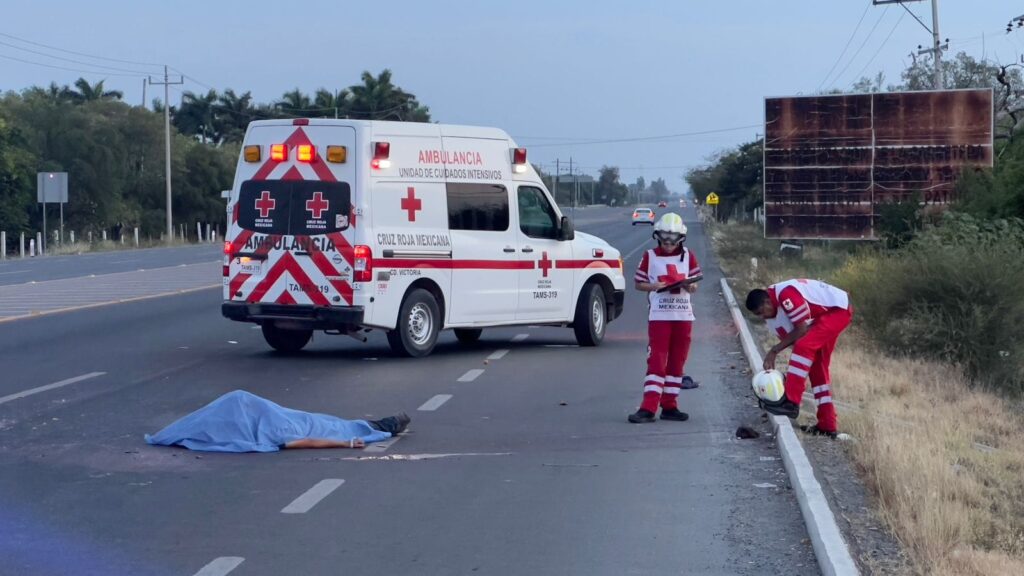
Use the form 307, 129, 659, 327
627, 409, 656, 423
659, 408, 689, 421
369, 412, 411, 435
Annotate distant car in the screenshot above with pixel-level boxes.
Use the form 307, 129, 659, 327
632, 208, 655, 225
679, 199, 686, 208
657, 200, 668, 208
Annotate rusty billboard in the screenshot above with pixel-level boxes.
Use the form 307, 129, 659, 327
763, 89, 993, 239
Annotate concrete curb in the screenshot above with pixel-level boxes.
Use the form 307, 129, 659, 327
720, 278, 859, 576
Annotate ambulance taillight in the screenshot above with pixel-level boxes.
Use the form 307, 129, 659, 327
371, 142, 390, 169
223, 241, 233, 256
512, 147, 528, 174
353, 245, 373, 282
297, 144, 314, 163
271, 144, 288, 162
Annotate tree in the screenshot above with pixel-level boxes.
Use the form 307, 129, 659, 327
64, 78, 123, 103
215, 89, 255, 143
649, 178, 669, 199
276, 88, 312, 116
348, 69, 430, 122
175, 89, 219, 143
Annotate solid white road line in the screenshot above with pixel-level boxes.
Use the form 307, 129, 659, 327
0, 372, 106, 406
281, 479, 345, 514
511, 334, 529, 343
457, 369, 485, 382
418, 394, 453, 411
192, 557, 244, 576
363, 435, 402, 453
487, 349, 510, 360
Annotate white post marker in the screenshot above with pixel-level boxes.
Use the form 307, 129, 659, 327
1, 231, 5, 260
196, 222, 202, 243
70, 230, 75, 244
206, 223, 212, 243
281, 479, 345, 514
29, 238, 35, 257
134, 227, 139, 247
20, 232, 25, 258
192, 557, 244, 576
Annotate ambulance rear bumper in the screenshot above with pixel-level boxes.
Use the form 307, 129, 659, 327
222, 302, 364, 330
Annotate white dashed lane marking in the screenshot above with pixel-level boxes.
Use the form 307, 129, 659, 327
192, 557, 244, 576
281, 479, 345, 514
418, 394, 453, 411
487, 349, 509, 360
511, 334, 529, 343
0, 372, 106, 406
457, 369, 485, 382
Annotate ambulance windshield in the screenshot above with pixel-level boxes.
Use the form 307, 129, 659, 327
237, 180, 351, 235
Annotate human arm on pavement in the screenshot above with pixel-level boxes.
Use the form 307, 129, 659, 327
283, 437, 365, 449
763, 322, 809, 370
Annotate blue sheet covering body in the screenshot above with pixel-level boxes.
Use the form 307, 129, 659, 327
145, 390, 391, 452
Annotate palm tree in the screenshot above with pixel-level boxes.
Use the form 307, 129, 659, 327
215, 89, 255, 143
276, 88, 312, 117
314, 88, 350, 118
176, 90, 219, 143
348, 69, 430, 122
65, 78, 123, 103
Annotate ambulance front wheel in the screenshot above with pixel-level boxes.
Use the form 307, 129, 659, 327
388, 288, 441, 357
262, 324, 313, 353
573, 283, 607, 347
454, 328, 483, 344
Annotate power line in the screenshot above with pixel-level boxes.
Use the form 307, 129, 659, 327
850, 11, 907, 86
520, 124, 762, 148
0, 39, 155, 75
830, 5, 890, 90
818, 2, 872, 91
0, 30, 163, 68
0, 51, 146, 78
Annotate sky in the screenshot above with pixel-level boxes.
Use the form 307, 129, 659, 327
2, 1, 1023, 195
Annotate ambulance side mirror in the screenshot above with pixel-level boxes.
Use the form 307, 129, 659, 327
558, 216, 575, 241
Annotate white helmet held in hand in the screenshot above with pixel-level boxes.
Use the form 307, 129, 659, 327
653, 213, 687, 244
752, 369, 786, 403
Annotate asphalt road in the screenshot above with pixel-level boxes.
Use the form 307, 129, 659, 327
0, 206, 818, 576
0, 244, 222, 286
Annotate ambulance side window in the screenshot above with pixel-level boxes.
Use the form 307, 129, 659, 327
446, 183, 509, 232
517, 186, 558, 239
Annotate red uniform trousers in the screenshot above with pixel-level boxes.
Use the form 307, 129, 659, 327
640, 320, 693, 413
784, 307, 852, 432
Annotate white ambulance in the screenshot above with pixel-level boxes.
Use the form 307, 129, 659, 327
222, 119, 625, 357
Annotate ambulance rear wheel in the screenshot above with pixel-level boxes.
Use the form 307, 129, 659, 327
262, 324, 313, 353
454, 328, 483, 344
388, 289, 441, 357
573, 283, 606, 347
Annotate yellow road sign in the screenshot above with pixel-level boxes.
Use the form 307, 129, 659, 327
706, 192, 719, 205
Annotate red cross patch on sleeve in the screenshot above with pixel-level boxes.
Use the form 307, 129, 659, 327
782, 298, 794, 311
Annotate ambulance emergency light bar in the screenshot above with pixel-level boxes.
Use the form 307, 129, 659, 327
512, 147, 527, 173
243, 144, 347, 164
371, 141, 390, 169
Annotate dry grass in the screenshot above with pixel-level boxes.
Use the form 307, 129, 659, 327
711, 218, 1024, 575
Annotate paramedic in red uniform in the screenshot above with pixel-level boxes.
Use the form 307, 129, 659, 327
629, 213, 701, 424
745, 279, 852, 438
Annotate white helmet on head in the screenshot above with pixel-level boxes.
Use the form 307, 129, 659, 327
752, 369, 786, 403
653, 212, 687, 244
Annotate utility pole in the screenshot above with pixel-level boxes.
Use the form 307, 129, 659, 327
149, 66, 184, 242
141, 78, 147, 108
874, 0, 946, 89
554, 159, 560, 205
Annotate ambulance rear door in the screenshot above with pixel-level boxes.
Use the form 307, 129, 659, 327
227, 123, 357, 310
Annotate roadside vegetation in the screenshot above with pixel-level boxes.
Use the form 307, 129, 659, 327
700, 52, 1024, 576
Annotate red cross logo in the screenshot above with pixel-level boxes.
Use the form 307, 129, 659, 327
658, 264, 685, 294
255, 190, 276, 218
401, 187, 422, 222
538, 251, 552, 277
306, 191, 330, 219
